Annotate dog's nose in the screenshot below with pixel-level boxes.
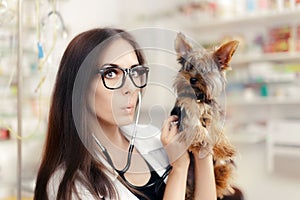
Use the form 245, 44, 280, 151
190, 78, 198, 85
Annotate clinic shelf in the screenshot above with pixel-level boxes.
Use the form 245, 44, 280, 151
227, 97, 300, 106
227, 131, 266, 144
186, 8, 300, 30
232, 52, 300, 65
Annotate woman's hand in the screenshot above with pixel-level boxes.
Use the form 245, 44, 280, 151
161, 116, 217, 200
161, 115, 190, 170
161, 115, 190, 200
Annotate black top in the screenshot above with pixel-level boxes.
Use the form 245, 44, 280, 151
117, 163, 172, 200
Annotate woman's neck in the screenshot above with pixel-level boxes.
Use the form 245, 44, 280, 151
96, 121, 133, 170
97, 120, 129, 150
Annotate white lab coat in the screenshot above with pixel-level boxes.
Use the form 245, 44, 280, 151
47, 124, 169, 200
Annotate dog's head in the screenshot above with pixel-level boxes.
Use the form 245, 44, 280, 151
174, 33, 239, 103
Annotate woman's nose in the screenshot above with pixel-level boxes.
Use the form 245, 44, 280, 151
122, 75, 136, 95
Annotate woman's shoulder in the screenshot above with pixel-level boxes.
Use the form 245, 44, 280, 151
47, 167, 64, 198
47, 166, 139, 200
47, 166, 96, 200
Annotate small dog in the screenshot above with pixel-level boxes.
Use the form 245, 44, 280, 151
171, 33, 239, 199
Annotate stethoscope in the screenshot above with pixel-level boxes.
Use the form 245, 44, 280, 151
92, 91, 142, 174
93, 91, 172, 191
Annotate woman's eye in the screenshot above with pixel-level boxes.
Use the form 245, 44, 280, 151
131, 70, 139, 77
131, 67, 147, 77
104, 69, 118, 79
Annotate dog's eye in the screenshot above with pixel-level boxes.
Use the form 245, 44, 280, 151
185, 63, 194, 71
190, 78, 198, 85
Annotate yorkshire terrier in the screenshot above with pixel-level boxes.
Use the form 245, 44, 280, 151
171, 33, 239, 199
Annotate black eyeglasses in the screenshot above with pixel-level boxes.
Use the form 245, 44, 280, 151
97, 64, 149, 90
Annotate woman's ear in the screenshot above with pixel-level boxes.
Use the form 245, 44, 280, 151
213, 40, 239, 71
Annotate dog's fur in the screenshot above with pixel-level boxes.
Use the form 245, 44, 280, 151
171, 33, 239, 199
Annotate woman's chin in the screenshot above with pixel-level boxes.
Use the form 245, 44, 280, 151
115, 116, 135, 126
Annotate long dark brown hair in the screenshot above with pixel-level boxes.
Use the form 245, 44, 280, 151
34, 28, 145, 200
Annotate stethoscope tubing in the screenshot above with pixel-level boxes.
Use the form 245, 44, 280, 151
93, 91, 173, 189
93, 91, 142, 174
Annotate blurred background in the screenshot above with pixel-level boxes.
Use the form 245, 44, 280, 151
0, 0, 300, 199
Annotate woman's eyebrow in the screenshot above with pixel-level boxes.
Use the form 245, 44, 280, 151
99, 63, 119, 69
100, 63, 141, 69
129, 64, 141, 69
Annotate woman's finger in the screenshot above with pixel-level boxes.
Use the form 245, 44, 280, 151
161, 115, 178, 146
161, 115, 190, 166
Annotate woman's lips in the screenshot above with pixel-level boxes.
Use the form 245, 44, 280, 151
120, 96, 137, 114
123, 105, 135, 114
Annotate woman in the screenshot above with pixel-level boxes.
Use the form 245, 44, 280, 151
34, 28, 217, 200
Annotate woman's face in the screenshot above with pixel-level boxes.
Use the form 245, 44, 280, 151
90, 39, 142, 127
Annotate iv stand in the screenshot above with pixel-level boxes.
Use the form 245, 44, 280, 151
17, 0, 23, 199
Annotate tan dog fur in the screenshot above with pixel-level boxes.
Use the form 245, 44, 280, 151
172, 33, 239, 199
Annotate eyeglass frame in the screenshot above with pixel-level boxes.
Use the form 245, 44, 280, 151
96, 64, 149, 90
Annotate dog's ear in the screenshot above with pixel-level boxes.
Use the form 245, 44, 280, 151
175, 33, 193, 61
213, 40, 239, 71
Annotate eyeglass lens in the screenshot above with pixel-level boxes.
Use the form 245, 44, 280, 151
100, 65, 148, 89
